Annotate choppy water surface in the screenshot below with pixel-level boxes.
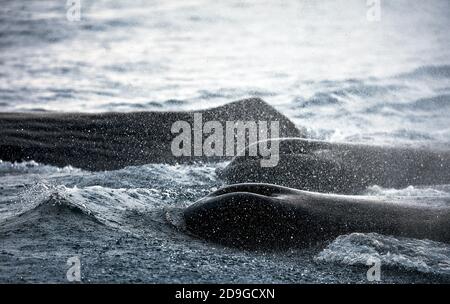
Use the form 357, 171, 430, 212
1, 160, 449, 283
1, 0, 450, 282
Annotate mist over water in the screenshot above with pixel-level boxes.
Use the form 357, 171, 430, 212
1, 0, 450, 282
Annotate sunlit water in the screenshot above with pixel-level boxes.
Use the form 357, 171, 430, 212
1, 0, 450, 282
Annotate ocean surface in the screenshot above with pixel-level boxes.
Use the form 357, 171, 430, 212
1, 0, 450, 283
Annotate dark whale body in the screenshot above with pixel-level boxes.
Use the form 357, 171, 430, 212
3, 97, 450, 251
219, 138, 450, 194
0, 98, 302, 171
183, 183, 450, 250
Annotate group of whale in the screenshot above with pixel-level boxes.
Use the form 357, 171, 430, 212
1, 98, 449, 249
189, 135, 450, 249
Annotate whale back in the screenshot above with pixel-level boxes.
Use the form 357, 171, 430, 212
0, 98, 303, 170
219, 138, 450, 194
183, 183, 450, 250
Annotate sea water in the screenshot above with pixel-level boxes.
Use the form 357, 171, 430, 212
0, 0, 449, 282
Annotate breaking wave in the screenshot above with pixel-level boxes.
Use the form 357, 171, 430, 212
0, 160, 81, 175
315, 232, 450, 277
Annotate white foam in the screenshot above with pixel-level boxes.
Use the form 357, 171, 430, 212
0, 160, 81, 175
315, 233, 450, 276
365, 185, 450, 197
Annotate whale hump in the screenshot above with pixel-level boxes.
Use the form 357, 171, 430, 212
183, 183, 450, 250
0, 98, 303, 171
219, 138, 450, 194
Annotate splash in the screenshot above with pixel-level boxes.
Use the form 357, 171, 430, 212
315, 233, 450, 277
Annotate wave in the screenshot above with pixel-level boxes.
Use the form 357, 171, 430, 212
0, 1, 74, 48
369, 94, 450, 112
362, 185, 450, 209
0, 160, 82, 175
315, 233, 450, 277
410, 94, 450, 111
365, 185, 450, 198
0, 182, 164, 239
0, 192, 103, 232
293, 84, 450, 113
293, 93, 341, 108
396, 65, 450, 79
0, 160, 225, 236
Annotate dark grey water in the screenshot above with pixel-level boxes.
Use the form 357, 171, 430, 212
1, 161, 449, 283
1, 0, 450, 282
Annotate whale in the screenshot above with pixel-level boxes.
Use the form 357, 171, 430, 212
182, 183, 450, 250
0, 98, 303, 171
218, 138, 450, 194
